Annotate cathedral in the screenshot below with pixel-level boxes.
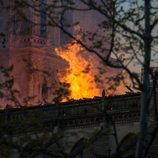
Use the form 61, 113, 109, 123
0, 1, 63, 106
0, 0, 118, 107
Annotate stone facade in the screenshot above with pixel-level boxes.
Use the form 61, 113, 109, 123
0, 1, 69, 106
0, 1, 119, 107
0, 93, 141, 157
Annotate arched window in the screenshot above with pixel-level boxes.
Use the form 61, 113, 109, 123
60, 1, 73, 44
40, 0, 47, 36
42, 78, 48, 100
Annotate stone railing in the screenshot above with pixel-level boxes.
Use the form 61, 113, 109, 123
0, 93, 141, 135
10, 35, 47, 48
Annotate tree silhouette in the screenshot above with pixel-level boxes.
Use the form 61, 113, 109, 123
1, 0, 158, 157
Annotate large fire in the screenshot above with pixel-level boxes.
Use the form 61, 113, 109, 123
55, 42, 101, 100
55, 42, 127, 101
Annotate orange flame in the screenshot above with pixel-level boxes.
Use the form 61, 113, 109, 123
55, 41, 127, 100
55, 42, 101, 99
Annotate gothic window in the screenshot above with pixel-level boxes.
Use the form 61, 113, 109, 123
60, 1, 73, 44
42, 79, 48, 100
40, 0, 47, 36
12, 13, 31, 35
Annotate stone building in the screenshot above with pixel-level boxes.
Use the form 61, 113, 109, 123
0, 0, 118, 107
0, 0, 73, 107
0, 93, 141, 157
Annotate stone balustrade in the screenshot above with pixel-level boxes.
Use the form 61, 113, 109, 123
0, 93, 141, 135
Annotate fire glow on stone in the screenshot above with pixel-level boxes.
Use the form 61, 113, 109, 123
55, 42, 101, 100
